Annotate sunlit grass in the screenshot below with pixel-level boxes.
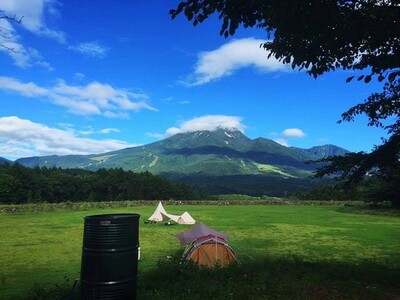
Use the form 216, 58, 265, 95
1, 204, 399, 299
253, 163, 296, 177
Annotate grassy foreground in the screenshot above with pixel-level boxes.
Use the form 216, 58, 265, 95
0, 204, 399, 299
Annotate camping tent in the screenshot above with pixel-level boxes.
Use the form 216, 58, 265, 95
148, 202, 196, 225
176, 211, 196, 225
175, 222, 237, 267
148, 201, 169, 222
175, 222, 228, 244
161, 210, 196, 225
182, 235, 237, 267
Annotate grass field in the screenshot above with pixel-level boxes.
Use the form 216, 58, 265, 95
1, 204, 399, 299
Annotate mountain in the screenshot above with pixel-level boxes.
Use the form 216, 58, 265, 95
15, 129, 349, 196
294, 144, 350, 160
0, 157, 11, 165
16, 130, 316, 176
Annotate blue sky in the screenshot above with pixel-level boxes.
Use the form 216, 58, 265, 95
0, 0, 387, 160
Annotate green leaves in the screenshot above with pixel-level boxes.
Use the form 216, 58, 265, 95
170, 0, 399, 80
347, 74, 373, 83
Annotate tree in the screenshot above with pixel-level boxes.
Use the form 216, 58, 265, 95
0, 10, 23, 52
0, 173, 22, 203
170, 0, 400, 203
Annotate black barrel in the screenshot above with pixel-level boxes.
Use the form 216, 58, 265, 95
80, 213, 140, 300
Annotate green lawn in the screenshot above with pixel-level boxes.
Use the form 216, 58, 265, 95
1, 204, 399, 299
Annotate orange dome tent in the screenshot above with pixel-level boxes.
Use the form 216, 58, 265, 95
175, 222, 237, 267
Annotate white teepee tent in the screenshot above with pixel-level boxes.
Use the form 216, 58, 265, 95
147, 202, 196, 224
147, 201, 169, 222
177, 211, 196, 225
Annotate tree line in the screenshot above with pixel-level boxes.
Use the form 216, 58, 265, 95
292, 177, 400, 206
0, 163, 205, 204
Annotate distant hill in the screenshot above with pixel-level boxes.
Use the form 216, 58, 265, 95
0, 157, 11, 165
294, 144, 350, 160
15, 129, 349, 196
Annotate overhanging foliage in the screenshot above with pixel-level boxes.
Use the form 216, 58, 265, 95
170, 0, 400, 204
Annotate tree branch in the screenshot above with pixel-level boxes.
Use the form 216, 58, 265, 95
0, 10, 23, 52
0, 11, 23, 24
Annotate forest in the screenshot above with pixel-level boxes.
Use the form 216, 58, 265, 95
1, 163, 399, 205
0, 163, 205, 204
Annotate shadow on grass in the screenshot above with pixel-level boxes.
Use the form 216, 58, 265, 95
19, 253, 400, 300
138, 252, 400, 300
19, 276, 77, 300
336, 203, 400, 217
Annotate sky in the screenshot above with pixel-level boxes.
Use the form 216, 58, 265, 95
0, 0, 388, 161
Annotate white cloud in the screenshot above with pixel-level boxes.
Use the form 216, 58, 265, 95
35, 60, 54, 71
282, 128, 306, 138
0, 1, 59, 69
161, 97, 190, 105
0, 116, 135, 160
1, 0, 65, 42
149, 115, 246, 139
274, 138, 289, 147
0, 40, 53, 69
57, 124, 121, 136
69, 42, 108, 58
185, 38, 289, 86
99, 128, 120, 134
73, 73, 86, 80
0, 76, 48, 96
272, 128, 306, 147
0, 76, 157, 117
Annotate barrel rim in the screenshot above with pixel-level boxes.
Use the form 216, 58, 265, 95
84, 213, 141, 220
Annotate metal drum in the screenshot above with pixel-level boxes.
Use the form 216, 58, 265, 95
80, 213, 140, 300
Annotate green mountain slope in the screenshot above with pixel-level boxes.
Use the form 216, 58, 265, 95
15, 130, 312, 176
14, 129, 349, 195
16, 129, 349, 178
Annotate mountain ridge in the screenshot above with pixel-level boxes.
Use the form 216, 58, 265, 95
0, 157, 11, 165
15, 129, 349, 177
292, 144, 350, 159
